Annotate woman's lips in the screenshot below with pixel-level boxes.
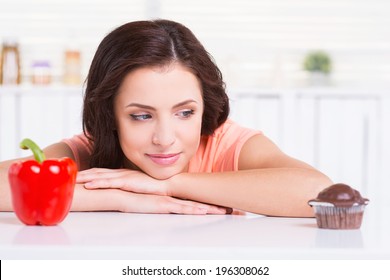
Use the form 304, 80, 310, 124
146, 153, 181, 166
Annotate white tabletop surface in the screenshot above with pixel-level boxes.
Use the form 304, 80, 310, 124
1, 203, 389, 260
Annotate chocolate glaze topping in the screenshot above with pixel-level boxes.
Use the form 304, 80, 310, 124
309, 183, 369, 207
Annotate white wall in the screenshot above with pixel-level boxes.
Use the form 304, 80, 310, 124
0, 0, 390, 88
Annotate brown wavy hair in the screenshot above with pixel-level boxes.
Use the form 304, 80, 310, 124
83, 19, 230, 168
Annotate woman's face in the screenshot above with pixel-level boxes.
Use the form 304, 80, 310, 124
114, 63, 204, 179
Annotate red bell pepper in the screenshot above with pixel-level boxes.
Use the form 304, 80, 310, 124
8, 138, 77, 226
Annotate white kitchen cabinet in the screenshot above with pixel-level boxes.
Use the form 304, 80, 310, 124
230, 91, 283, 147
230, 88, 388, 202
0, 89, 18, 161
294, 93, 382, 201
0, 86, 83, 160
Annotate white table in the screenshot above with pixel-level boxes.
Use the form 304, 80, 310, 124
1, 204, 389, 260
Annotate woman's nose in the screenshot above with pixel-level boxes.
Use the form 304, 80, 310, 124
152, 120, 176, 147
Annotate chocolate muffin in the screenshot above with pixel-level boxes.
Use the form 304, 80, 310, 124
308, 183, 369, 229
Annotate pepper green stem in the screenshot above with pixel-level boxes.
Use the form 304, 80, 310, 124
20, 138, 46, 163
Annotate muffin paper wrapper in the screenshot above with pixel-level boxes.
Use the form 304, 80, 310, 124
311, 205, 366, 229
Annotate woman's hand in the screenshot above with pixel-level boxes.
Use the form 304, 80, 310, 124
77, 168, 168, 195
117, 192, 228, 214
72, 184, 227, 214
75, 168, 230, 214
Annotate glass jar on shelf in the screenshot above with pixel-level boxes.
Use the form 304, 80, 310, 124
31, 60, 51, 85
1, 38, 21, 85
63, 48, 81, 85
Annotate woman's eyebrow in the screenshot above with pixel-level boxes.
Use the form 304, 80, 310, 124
172, 99, 198, 109
126, 99, 198, 110
125, 103, 155, 110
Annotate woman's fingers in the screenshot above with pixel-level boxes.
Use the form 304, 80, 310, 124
84, 175, 166, 195
77, 169, 231, 215
78, 168, 167, 195
83, 177, 127, 189
162, 197, 227, 215
76, 168, 130, 183
119, 193, 227, 215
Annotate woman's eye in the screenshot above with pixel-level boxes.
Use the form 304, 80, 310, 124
130, 114, 152, 121
177, 109, 194, 118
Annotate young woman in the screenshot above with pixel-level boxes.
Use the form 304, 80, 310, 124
0, 19, 332, 216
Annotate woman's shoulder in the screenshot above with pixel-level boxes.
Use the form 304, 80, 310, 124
191, 119, 262, 172
62, 134, 92, 150
61, 134, 93, 170
211, 119, 262, 141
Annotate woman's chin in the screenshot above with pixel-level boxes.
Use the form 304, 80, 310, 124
146, 167, 184, 180
148, 172, 178, 180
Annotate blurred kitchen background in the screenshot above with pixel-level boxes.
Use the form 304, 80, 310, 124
1, 0, 389, 206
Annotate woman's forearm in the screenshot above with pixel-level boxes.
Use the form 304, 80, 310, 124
168, 168, 332, 217
0, 165, 13, 211
0, 158, 23, 211
70, 185, 124, 211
